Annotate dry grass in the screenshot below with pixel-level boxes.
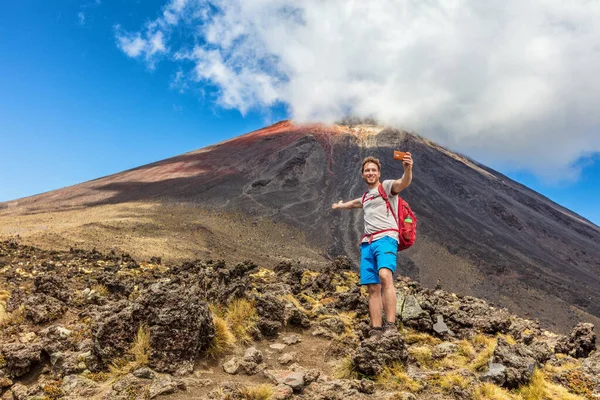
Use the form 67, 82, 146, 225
471, 335, 497, 372
438, 372, 471, 392
206, 316, 235, 359
403, 330, 442, 345
408, 345, 433, 368
376, 362, 423, 392
225, 298, 258, 345
301, 270, 320, 285
332, 356, 359, 380
91, 284, 109, 297
0, 304, 25, 327
518, 369, 587, 400
473, 383, 518, 400
109, 324, 151, 379
497, 333, 517, 345
237, 384, 275, 400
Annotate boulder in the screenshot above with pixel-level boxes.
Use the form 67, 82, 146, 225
0, 342, 42, 378
92, 282, 215, 373
352, 330, 408, 376
492, 337, 537, 388
555, 323, 596, 358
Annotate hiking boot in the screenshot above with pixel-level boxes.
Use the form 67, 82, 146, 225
383, 321, 398, 334
368, 327, 383, 340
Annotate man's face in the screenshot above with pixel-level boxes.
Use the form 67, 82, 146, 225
362, 162, 380, 185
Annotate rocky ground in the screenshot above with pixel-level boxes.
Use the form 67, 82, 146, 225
0, 238, 598, 400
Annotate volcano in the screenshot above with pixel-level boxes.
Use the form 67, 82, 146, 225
1, 120, 599, 333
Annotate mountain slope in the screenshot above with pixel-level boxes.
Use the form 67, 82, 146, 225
1, 120, 599, 333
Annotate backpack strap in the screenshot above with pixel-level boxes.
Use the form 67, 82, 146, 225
377, 183, 398, 223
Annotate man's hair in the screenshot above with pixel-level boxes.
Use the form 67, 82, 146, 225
361, 156, 381, 172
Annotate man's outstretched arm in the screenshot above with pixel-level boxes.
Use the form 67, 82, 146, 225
391, 152, 414, 195
332, 198, 363, 210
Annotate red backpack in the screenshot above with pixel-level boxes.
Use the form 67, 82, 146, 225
361, 183, 417, 251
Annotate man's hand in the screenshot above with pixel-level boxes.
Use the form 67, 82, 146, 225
332, 200, 343, 210
391, 152, 414, 195
403, 152, 413, 169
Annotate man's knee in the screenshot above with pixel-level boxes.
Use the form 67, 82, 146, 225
367, 283, 381, 296
378, 268, 394, 287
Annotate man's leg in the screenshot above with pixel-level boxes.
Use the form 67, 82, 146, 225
379, 268, 396, 323
367, 284, 383, 328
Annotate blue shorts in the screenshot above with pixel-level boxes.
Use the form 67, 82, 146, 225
360, 236, 398, 285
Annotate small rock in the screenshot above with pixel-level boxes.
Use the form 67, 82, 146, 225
282, 334, 301, 345
0, 377, 13, 388
133, 367, 155, 379
243, 347, 263, 364
223, 357, 241, 374
358, 378, 375, 394
272, 384, 294, 400
433, 342, 459, 358
480, 363, 507, 386
112, 374, 142, 393
148, 376, 182, 399
18, 332, 36, 344
270, 343, 287, 352
56, 326, 72, 338
319, 318, 345, 335
278, 352, 297, 365
265, 369, 306, 392
433, 315, 452, 336
61, 374, 98, 397
311, 326, 336, 338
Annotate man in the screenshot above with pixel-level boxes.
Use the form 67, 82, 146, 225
332, 153, 413, 336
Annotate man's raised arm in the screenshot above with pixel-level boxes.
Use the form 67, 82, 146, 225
331, 198, 363, 210
391, 152, 414, 195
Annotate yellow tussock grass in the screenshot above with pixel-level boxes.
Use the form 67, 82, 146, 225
237, 384, 275, 400
109, 324, 151, 379
91, 284, 109, 297
473, 383, 519, 400
332, 356, 359, 380
376, 362, 423, 392
225, 298, 258, 345
408, 345, 433, 368
0, 304, 25, 327
403, 330, 442, 346
439, 372, 471, 392
207, 316, 235, 359
519, 369, 586, 400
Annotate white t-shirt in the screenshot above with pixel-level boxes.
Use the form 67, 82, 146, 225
361, 180, 399, 243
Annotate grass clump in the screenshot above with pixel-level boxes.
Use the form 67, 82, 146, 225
473, 383, 518, 400
0, 304, 25, 327
206, 316, 235, 359
408, 345, 433, 368
376, 362, 423, 392
438, 372, 471, 392
518, 369, 587, 400
91, 284, 109, 297
108, 324, 151, 379
237, 384, 275, 400
332, 356, 359, 380
471, 335, 497, 372
225, 298, 258, 345
403, 330, 442, 345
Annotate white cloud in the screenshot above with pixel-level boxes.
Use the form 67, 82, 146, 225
77, 11, 85, 25
116, 0, 600, 180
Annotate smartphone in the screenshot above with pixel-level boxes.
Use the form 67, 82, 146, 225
393, 151, 408, 161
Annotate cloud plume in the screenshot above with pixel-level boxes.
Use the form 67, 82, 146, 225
115, 0, 600, 179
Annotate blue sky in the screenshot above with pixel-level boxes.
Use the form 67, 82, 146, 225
1, 1, 599, 226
